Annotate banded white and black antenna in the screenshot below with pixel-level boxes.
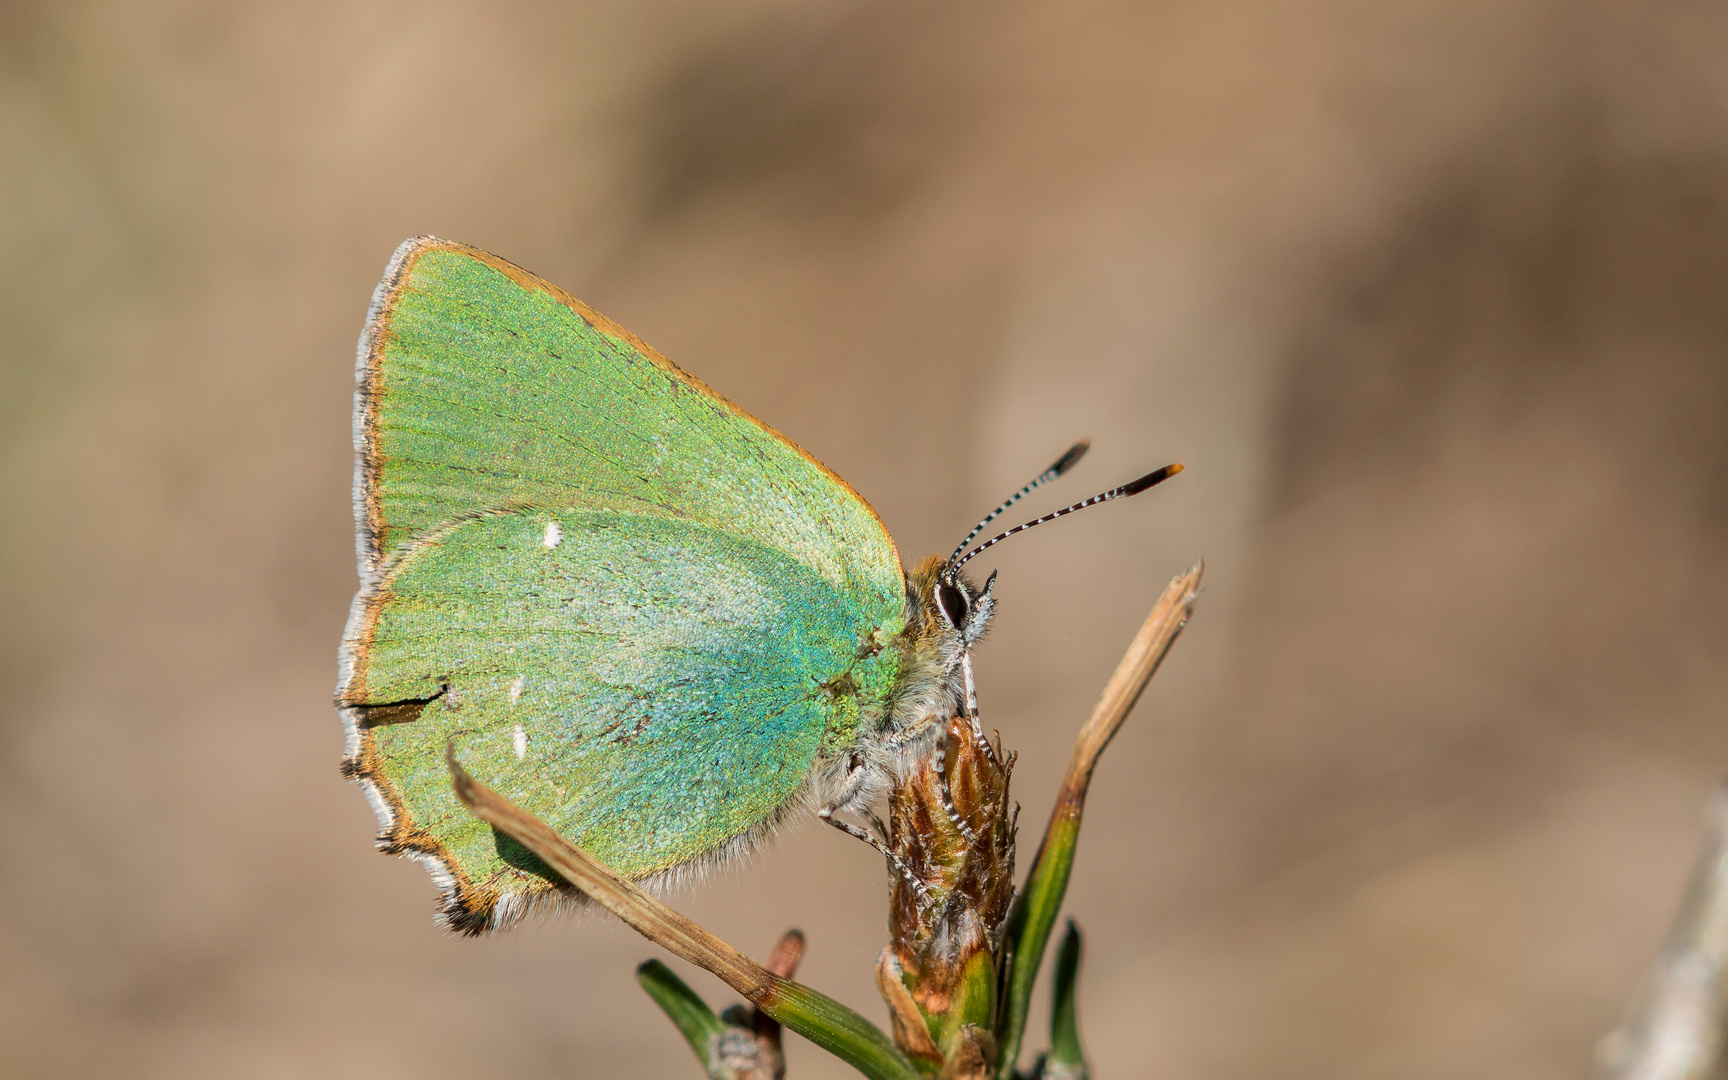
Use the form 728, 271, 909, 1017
948, 462, 1184, 575
945, 439, 1092, 572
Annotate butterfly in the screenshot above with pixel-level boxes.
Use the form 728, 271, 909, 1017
337, 238, 1180, 933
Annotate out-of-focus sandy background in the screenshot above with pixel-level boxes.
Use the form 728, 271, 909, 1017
3, 2, 1726, 1077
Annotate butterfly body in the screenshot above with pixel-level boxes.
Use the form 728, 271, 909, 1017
339, 238, 989, 932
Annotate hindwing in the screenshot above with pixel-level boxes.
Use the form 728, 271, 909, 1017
338, 239, 908, 930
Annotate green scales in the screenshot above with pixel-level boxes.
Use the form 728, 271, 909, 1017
337, 239, 1179, 932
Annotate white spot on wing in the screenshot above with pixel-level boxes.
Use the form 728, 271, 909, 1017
543, 521, 563, 548
513, 724, 528, 759
509, 675, 525, 702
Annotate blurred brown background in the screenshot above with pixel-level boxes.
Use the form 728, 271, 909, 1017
3, 2, 1726, 1077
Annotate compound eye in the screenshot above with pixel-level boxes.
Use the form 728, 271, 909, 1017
935, 580, 970, 629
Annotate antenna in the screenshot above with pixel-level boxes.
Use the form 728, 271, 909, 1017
945, 440, 1092, 568
947, 463, 1183, 576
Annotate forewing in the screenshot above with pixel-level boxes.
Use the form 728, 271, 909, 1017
352, 237, 901, 605
341, 508, 904, 932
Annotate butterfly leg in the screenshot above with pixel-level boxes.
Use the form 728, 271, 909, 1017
937, 772, 977, 845
867, 809, 893, 846
923, 727, 979, 846
819, 751, 931, 900
959, 654, 1001, 765
818, 806, 933, 904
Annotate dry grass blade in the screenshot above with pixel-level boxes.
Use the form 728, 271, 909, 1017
996, 563, 1203, 1078
449, 747, 922, 1080
1059, 561, 1204, 805
447, 745, 772, 1000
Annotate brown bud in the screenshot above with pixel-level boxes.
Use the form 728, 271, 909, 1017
883, 713, 1016, 1064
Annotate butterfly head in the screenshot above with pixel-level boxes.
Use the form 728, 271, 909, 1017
909, 557, 997, 651
920, 439, 1184, 653
888, 444, 1182, 747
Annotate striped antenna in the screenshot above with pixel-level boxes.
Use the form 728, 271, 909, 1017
947, 463, 1184, 576
945, 440, 1092, 569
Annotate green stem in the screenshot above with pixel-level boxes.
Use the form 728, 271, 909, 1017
764, 981, 923, 1080
1048, 921, 1087, 1075
637, 960, 730, 1070
996, 808, 1082, 1076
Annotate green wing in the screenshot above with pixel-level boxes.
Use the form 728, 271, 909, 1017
350, 508, 904, 930
338, 239, 906, 931
349, 237, 899, 596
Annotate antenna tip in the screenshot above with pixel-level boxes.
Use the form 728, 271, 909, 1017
1051, 439, 1092, 477
1122, 463, 1184, 496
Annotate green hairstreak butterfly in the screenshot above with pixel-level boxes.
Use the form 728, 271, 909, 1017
337, 238, 1180, 932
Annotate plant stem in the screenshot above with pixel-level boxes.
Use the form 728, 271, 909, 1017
449, 750, 921, 1080
995, 563, 1203, 1078
1596, 782, 1728, 1080
1046, 921, 1087, 1080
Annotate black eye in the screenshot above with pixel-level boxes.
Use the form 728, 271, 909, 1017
936, 581, 969, 628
